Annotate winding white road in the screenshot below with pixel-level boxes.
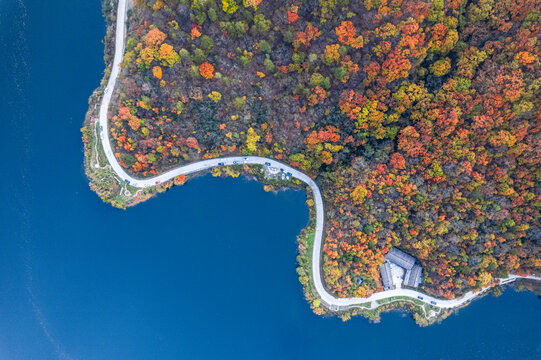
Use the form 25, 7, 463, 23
97, 0, 540, 312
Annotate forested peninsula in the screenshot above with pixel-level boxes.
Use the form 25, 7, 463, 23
83, 0, 540, 323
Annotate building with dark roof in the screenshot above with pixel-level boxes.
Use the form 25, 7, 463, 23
385, 247, 415, 270
404, 264, 423, 288
380, 261, 393, 290
380, 247, 423, 290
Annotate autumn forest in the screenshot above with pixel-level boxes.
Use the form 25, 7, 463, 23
96, 0, 540, 301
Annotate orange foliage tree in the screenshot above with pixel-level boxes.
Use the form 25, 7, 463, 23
199, 62, 215, 79
143, 28, 166, 47
174, 174, 186, 185
118, 106, 141, 132
294, 24, 321, 48
152, 66, 162, 79
335, 21, 363, 48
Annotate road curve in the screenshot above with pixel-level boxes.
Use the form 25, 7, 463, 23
97, 0, 540, 312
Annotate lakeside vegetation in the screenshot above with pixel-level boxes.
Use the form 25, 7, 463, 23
84, 0, 540, 321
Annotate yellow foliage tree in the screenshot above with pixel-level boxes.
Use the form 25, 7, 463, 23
138, 47, 155, 67
222, 0, 238, 13
318, 150, 333, 164
159, 43, 180, 67
351, 184, 368, 205
430, 57, 451, 77
324, 44, 340, 64
208, 91, 222, 102
477, 271, 493, 287
246, 127, 260, 152
153, 0, 164, 11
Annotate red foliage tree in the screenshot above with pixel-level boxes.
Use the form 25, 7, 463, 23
390, 152, 406, 169
186, 137, 199, 149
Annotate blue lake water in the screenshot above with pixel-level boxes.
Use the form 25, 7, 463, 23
1, 1, 540, 359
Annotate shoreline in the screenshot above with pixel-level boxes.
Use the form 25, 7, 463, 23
82, 0, 540, 326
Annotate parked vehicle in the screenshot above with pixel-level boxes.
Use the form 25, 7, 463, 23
430, 301, 437, 305
218, 162, 224, 166
155, 181, 160, 184
417, 296, 423, 300
265, 162, 271, 166
287, 172, 292, 176
124, 179, 130, 184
